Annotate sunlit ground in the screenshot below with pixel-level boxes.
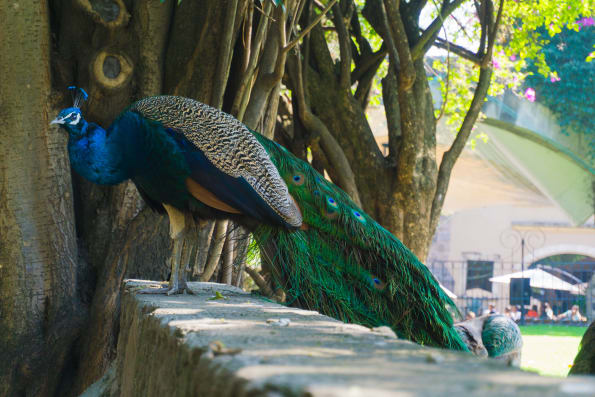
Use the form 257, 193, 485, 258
520, 325, 587, 377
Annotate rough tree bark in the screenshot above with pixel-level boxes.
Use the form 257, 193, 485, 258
0, 2, 85, 396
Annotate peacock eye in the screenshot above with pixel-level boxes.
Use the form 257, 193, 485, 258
369, 275, 386, 290
291, 172, 306, 186
352, 209, 366, 223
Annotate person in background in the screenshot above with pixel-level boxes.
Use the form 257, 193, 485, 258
465, 311, 476, 320
510, 305, 521, 322
483, 304, 498, 316
556, 305, 586, 322
542, 302, 554, 320
504, 306, 512, 318
526, 305, 539, 319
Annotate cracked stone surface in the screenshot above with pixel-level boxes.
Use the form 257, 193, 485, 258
104, 280, 595, 396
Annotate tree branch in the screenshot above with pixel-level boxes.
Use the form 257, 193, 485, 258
354, 55, 383, 108
200, 220, 229, 281
434, 37, 481, 64
231, 1, 273, 118
382, 67, 401, 162
332, 2, 352, 89
351, 47, 387, 83
411, 0, 466, 60
382, 0, 416, 89
212, 0, 240, 108
283, 0, 339, 54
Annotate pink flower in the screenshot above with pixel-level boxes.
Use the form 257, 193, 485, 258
577, 17, 595, 27
524, 88, 536, 102
509, 54, 517, 61
550, 74, 561, 83
492, 58, 500, 69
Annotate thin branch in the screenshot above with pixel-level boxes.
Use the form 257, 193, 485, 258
332, 2, 352, 89
382, 0, 416, 89
482, 0, 504, 66
434, 37, 481, 64
192, 221, 215, 277
354, 54, 384, 108
241, 2, 254, 75
232, 227, 249, 287
212, 0, 239, 108
435, 9, 451, 123
381, 69, 401, 162
449, 13, 475, 42
351, 47, 386, 82
200, 220, 229, 281
411, 0, 466, 60
378, 0, 402, 77
232, 1, 273, 118
220, 226, 234, 284
283, 0, 339, 54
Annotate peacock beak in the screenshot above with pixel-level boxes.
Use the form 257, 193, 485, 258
50, 117, 65, 125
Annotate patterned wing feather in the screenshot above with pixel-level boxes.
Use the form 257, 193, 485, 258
129, 96, 302, 228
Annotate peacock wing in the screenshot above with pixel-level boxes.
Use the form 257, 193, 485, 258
129, 95, 302, 228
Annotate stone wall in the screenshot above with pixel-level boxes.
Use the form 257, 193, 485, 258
83, 281, 595, 397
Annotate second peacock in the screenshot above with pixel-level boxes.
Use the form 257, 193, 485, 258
52, 88, 467, 351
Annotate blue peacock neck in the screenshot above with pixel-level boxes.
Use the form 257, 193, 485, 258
65, 117, 133, 185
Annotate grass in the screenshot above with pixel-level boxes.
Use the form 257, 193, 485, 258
519, 324, 587, 377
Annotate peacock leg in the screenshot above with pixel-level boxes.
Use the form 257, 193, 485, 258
138, 204, 192, 295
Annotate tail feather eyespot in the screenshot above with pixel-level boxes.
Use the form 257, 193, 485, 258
291, 172, 306, 186
369, 275, 387, 290
352, 209, 366, 224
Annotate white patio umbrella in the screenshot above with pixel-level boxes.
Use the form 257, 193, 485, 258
489, 268, 583, 293
439, 283, 457, 299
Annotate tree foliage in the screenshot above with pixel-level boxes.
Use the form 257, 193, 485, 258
525, 20, 594, 160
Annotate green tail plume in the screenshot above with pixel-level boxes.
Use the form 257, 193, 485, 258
251, 132, 468, 351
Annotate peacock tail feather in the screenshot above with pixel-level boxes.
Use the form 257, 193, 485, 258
251, 132, 468, 351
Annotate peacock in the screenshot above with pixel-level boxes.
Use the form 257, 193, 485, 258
52, 87, 467, 350
454, 315, 523, 366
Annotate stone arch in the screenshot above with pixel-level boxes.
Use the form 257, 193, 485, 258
525, 244, 595, 264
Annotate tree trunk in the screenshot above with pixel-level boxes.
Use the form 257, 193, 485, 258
0, 2, 85, 396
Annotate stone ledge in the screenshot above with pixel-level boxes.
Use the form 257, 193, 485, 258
105, 280, 595, 396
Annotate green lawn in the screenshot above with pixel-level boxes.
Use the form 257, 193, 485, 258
520, 325, 587, 377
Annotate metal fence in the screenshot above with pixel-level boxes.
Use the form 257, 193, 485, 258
427, 259, 595, 326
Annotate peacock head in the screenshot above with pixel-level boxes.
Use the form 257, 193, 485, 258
52, 107, 83, 127
51, 86, 88, 135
